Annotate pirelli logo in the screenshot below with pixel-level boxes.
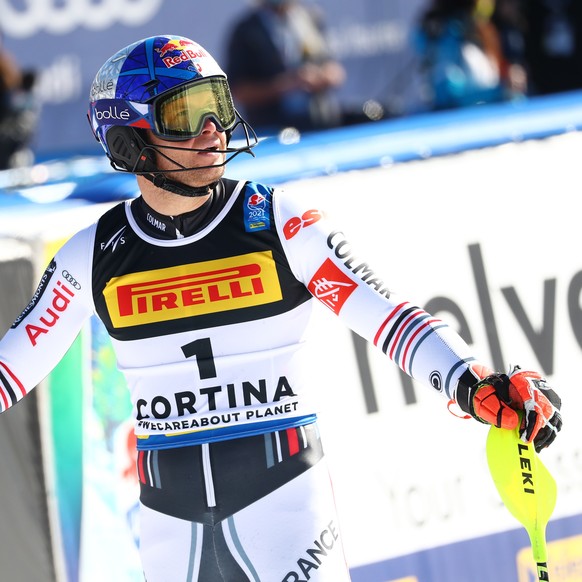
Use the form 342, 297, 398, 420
104, 251, 282, 327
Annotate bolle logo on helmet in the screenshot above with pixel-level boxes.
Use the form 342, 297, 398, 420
92, 99, 142, 126
90, 79, 114, 101
95, 106, 130, 121
3, 0, 164, 38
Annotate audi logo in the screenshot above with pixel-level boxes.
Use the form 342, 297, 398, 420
62, 270, 81, 290
1, 0, 164, 38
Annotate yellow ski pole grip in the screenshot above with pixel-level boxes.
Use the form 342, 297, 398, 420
486, 420, 557, 581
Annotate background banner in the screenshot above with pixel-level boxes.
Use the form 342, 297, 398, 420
0, 0, 425, 158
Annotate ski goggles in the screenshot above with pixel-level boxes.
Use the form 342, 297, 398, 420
153, 77, 236, 140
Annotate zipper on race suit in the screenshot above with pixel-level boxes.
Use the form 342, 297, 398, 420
201, 443, 217, 508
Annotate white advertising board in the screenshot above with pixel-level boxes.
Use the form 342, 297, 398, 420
282, 132, 582, 580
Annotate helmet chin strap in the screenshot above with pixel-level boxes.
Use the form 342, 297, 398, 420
144, 172, 218, 198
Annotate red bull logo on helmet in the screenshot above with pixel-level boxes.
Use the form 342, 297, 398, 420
155, 38, 210, 69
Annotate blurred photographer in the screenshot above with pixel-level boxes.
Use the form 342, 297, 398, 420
0, 35, 38, 170
225, 0, 347, 134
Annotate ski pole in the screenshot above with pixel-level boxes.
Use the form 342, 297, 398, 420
486, 421, 557, 581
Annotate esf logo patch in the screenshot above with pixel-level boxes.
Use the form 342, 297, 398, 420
244, 183, 271, 232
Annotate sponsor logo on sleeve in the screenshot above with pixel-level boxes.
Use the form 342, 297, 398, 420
103, 251, 282, 328
62, 270, 81, 290
429, 370, 443, 392
11, 260, 57, 329
283, 209, 323, 240
12, 265, 79, 347
308, 259, 358, 315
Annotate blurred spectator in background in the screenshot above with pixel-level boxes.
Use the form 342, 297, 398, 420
225, 0, 374, 135
521, 0, 582, 96
0, 34, 38, 170
490, 0, 528, 96
413, 0, 523, 111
